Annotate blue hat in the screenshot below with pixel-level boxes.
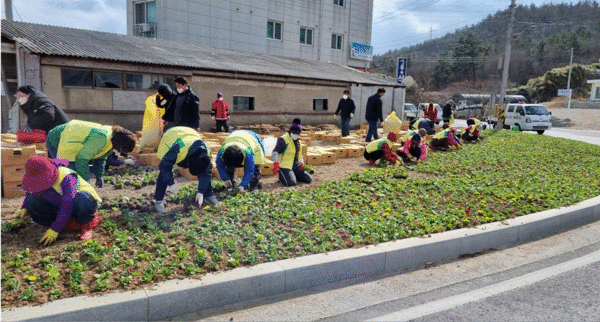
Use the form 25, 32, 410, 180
412, 133, 422, 143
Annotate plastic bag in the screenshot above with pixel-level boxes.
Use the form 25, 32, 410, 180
383, 111, 401, 135
139, 94, 165, 149
449, 114, 455, 125
262, 137, 277, 156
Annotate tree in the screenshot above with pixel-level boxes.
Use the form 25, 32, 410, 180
432, 53, 452, 89
450, 33, 490, 83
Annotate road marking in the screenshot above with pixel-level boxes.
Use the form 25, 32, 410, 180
367, 250, 600, 322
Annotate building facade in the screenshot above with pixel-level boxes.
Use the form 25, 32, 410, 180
126, 0, 374, 68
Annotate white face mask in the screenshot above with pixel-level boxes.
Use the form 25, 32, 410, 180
290, 133, 300, 140
177, 88, 184, 93
17, 97, 28, 105
342, 95, 348, 100
160, 99, 167, 106
218, 97, 223, 101
113, 149, 121, 158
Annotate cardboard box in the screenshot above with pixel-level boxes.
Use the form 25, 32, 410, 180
138, 153, 160, 167
1, 146, 36, 166
2, 180, 25, 198
260, 161, 274, 176
321, 152, 337, 164
179, 167, 196, 180
36, 150, 48, 157
347, 145, 365, 157
211, 166, 220, 180
359, 123, 369, 130
305, 153, 322, 165
1, 164, 26, 182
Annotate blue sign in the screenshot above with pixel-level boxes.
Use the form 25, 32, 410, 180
396, 57, 407, 84
350, 42, 373, 61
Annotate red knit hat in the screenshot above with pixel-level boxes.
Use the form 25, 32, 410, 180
387, 131, 398, 142
22, 155, 59, 193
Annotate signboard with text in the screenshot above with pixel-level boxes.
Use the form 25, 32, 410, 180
350, 42, 373, 61
557, 89, 571, 97
396, 57, 407, 84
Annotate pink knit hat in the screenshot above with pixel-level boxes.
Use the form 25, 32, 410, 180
22, 155, 59, 193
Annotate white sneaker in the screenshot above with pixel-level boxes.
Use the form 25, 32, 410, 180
155, 201, 167, 213
205, 196, 220, 207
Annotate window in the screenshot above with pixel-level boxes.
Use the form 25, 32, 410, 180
595, 87, 600, 100
507, 105, 515, 113
300, 27, 313, 45
233, 96, 255, 111
62, 69, 93, 87
134, 0, 156, 24
94, 71, 123, 89
331, 34, 343, 50
267, 21, 282, 40
515, 106, 524, 114
126, 74, 174, 90
313, 99, 328, 111
333, 0, 345, 7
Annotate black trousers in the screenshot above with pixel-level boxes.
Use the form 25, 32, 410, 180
396, 146, 421, 162
364, 150, 384, 161
215, 120, 229, 132
227, 165, 261, 191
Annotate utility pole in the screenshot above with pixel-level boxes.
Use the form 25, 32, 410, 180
495, 0, 516, 129
430, 26, 433, 40
4, 0, 13, 21
566, 47, 574, 119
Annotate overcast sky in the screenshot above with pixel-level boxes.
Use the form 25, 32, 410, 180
1, 0, 574, 55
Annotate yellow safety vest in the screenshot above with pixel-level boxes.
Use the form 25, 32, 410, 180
366, 138, 392, 153
221, 131, 265, 165
157, 127, 210, 164
411, 118, 424, 130
401, 130, 418, 142
434, 129, 451, 139
279, 133, 302, 169
56, 120, 113, 161
52, 167, 101, 203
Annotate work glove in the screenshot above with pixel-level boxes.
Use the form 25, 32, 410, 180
195, 193, 203, 207
16, 208, 29, 220
155, 200, 167, 213
212, 116, 216, 121
238, 186, 246, 193
168, 184, 180, 195
395, 160, 401, 166
39, 229, 58, 246
123, 158, 136, 166
272, 162, 280, 175
333, 114, 337, 119
225, 180, 234, 188
24, 125, 32, 133
95, 177, 104, 188
350, 113, 354, 118
299, 163, 305, 172
227, 116, 231, 121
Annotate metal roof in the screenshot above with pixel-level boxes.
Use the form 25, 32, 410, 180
1, 20, 397, 86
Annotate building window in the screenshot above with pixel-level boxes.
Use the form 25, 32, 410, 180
61, 69, 93, 87
313, 99, 328, 111
333, 0, 345, 7
233, 96, 255, 111
300, 27, 313, 45
267, 21, 282, 40
595, 86, 600, 100
331, 34, 343, 50
134, 0, 156, 24
126, 74, 174, 90
94, 71, 123, 89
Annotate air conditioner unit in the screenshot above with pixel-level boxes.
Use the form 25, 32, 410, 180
139, 23, 153, 32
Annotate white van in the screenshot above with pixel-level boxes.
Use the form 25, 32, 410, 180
503, 104, 552, 134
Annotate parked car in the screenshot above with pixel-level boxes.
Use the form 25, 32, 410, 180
503, 103, 552, 134
403, 103, 418, 120
417, 103, 443, 125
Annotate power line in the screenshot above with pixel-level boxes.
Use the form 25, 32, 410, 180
12, 2, 22, 21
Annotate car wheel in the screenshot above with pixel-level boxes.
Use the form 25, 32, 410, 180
537, 130, 545, 135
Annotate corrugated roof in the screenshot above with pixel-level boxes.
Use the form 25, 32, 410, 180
1, 20, 397, 86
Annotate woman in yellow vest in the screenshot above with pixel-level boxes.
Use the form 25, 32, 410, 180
430, 127, 462, 151
364, 131, 400, 166
400, 128, 427, 144
272, 118, 312, 187
16, 155, 102, 246
46, 120, 137, 187
154, 126, 218, 213
216, 130, 265, 192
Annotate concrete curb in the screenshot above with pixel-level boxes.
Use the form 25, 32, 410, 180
4, 195, 600, 321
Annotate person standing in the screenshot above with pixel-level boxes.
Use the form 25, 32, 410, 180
16, 85, 70, 135
333, 90, 356, 137
154, 126, 219, 213
162, 76, 200, 131
365, 88, 386, 142
442, 100, 454, 124
211, 93, 230, 132
272, 118, 312, 187
17, 156, 101, 245
424, 102, 438, 124
216, 130, 265, 192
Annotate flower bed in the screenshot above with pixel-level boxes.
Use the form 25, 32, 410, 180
1, 130, 599, 308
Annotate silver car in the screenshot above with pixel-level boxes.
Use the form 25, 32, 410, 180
403, 103, 418, 120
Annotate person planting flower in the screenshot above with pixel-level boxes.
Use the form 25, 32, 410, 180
363, 131, 400, 166
462, 118, 482, 143
216, 130, 265, 192
397, 133, 427, 163
272, 118, 312, 187
154, 126, 219, 213
46, 120, 137, 187
400, 128, 427, 144
17, 155, 101, 245
430, 127, 461, 151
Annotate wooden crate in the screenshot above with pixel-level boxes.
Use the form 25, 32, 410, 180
179, 167, 196, 180
138, 153, 160, 167
346, 145, 365, 158
1, 164, 26, 182
2, 180, 25, 198
260, 161, 274, 176
1, 146, 36, 166
321, 152, 337, 164
305, 153, 322, 165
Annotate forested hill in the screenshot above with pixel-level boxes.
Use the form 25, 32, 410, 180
372, 1, 600, 90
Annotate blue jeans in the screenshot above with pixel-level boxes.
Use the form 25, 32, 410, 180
341, 118, 351, 137
154, 162, 213, 201
366, 120, 379, 142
